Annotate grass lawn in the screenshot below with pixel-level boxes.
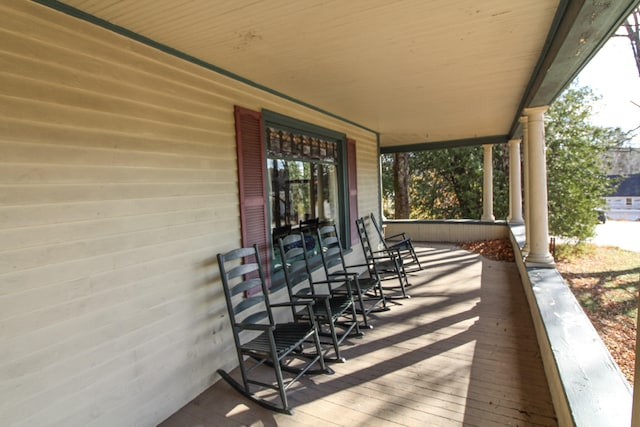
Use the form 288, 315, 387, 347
555, 243, 640, 384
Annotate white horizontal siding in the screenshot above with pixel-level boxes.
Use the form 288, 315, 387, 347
355, 134, 381, 218
0, 2, 378, 427
385, 221, 509, 243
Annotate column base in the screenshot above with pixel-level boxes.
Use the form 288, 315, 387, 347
525, 251, 555, 267
481, 215, 495, 222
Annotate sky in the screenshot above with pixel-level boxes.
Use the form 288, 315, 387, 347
575, 34, 640, 147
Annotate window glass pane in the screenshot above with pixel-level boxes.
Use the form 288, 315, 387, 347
268, 158, 340, 271
268, 159, 340, 230
266, 123, 344, 273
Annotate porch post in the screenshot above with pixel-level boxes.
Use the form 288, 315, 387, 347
633, 298, 640, 426
634, 298, 640, 426
507, 138, 524, 224
520, 116, 531, 255
523, 106, 554, 266
481, 144, 495, 222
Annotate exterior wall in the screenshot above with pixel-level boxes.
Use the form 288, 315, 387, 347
385, 220, 509, 243
0, 2, 378, 426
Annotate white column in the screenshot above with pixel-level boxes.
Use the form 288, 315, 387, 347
520, 116, 531, 255
481, 144, 495, 222
523, 106, 554, 266
633, 299, 640, 426
507, 138, 524, 224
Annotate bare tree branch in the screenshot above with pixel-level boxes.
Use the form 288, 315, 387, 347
618, 7, 640, 77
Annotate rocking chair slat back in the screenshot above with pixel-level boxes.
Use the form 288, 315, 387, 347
216, 243, 328, 414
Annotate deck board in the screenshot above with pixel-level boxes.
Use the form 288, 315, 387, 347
159, 243, 558, 426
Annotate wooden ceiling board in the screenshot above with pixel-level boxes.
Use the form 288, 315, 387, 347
57, 0, 630, 149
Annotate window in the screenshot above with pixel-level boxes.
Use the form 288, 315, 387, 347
267, 127, 340, 229
235, 107, 357, 282
266, 126, 343, 271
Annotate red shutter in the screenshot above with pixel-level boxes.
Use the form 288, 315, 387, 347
347, 138, 359, 244
234, 106, 270, 287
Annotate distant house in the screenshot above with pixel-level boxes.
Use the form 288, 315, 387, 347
605, 174, 640, 220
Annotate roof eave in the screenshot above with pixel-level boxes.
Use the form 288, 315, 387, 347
510, 0, 640, 138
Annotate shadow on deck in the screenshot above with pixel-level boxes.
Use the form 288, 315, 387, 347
160, 243, 557, 426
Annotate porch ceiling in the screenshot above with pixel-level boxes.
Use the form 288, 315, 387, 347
56, 0, 637, 150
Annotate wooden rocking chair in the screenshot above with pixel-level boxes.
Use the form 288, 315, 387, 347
356, 216, 410, 299
216, 244, 330, 414
278, 232, 361, 362
369, 212, 422, 271
317, 223, 387, 329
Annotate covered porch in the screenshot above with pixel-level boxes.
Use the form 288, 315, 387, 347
161, 241, 557, 426
1, 1, 638, 426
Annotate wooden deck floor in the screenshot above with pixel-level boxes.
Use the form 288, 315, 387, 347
160, 243, 557, 427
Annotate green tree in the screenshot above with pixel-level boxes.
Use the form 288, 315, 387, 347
383, 146, 509, 220
393, 152, 411, 218
381, 85, 623, 241
380, 154, 395, 218
409, 147, 483, 219
400, 145, 509, 220
545, 84, 625, 241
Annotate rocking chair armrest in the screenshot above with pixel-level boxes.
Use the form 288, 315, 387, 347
386, 238, 411, 249
236, 322, 275, 331
336, 262, 369, 276
311, 278, 350, 293
372, 246, 403, 256
385, 232, 407, 240
368, 252, 400, 261
342, 263, 369, 271
327, 270, 359, 279
271, 301, 315, 309
294, 291, 331, 300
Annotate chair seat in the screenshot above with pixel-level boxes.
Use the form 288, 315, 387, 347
313, 295, 353, 319
376, 259, 401, 272
332, 276, 378, 295
242, 322, 315, 356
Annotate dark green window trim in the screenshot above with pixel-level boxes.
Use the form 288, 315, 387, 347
262, 110, 351, 249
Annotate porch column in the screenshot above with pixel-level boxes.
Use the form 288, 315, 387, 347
523, 106, 554, 266
634, 299, 640, 426
481, 144, 495, 222
507, 138, 524, 223
520, 116, 531, 255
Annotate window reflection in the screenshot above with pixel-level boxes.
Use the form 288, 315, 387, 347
266, 126, 341, 271
269, 159, 339, 230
